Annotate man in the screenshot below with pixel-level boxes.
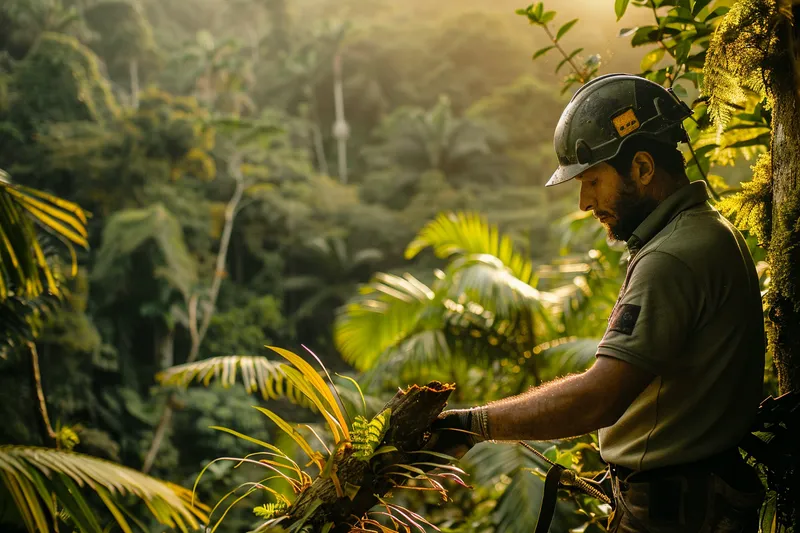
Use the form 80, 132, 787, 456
428, 74, 767, 532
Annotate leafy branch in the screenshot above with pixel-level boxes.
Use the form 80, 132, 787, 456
516, 2, 600, 93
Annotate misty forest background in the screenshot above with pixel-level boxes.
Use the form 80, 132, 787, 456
0, 0, 784, 532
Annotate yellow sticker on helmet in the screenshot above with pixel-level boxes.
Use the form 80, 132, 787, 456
613, 109, 640, 137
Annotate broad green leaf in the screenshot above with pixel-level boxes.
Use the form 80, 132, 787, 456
556, 19, 578, 42
630, 26, 660, 47
615, 0, 631, 20
674, 39, 692, 64
532, 45, 555, 59
540, 11, 556, 24
704, 6, 730, 21
640, 48, 665, 71
691, 0, 713, 16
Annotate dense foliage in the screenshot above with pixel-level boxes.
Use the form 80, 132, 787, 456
0, 0, 792, 531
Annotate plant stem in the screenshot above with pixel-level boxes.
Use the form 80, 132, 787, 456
141, 403, 172, 474
542, 25, 587, 82
187, 152, 245, 364
142, 152, 245, 473
29, 342, 56, 445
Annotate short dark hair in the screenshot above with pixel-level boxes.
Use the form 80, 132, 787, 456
607, 136, 686, 179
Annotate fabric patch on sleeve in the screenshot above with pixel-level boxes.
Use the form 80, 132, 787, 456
609, 304, 641, 335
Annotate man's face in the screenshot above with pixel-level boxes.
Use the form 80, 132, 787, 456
575, 161, 658, 242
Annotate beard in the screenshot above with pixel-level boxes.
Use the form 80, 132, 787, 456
598, 180, 659, 242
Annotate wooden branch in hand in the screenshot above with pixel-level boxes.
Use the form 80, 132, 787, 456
284, 381, 455, 532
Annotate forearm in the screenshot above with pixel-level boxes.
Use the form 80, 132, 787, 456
485, 371, 616, 441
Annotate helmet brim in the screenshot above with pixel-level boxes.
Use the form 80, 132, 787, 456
545, 162, 593, 187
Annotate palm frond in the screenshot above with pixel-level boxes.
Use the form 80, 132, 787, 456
444, 254, 550, 319
0, 445, 208, 533
0, 169, 89, 303
155, 355, 316, 410
333, 272, 435, 371
406, 211, 534, 284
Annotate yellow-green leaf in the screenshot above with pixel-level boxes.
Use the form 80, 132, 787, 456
640, 48, 665, 71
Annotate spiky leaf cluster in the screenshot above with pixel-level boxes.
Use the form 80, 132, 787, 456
717, 152, 773, 247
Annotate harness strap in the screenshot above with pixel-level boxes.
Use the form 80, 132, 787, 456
535, 462, 565, 533
519, 441, 613, 532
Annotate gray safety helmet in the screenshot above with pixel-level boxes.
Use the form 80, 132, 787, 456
546, 73, 693, 187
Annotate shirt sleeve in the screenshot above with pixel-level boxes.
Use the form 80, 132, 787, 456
596, 250, 701, 375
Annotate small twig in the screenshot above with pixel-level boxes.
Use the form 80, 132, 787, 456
541, 25, 588, 82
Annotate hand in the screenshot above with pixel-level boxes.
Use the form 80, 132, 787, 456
425, 408, 487, 460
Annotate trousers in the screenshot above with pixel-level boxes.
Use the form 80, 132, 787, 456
606, 458, 765, 532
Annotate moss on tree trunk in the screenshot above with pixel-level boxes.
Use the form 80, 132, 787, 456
769, 0, 800, 397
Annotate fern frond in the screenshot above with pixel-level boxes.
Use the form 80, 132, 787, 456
717, 152, 773, 246
0, 445, 208, 533
703, 0, 781, 132
254, 501, 288, 519
156, 355, 316, 410
351, 409, 391, 460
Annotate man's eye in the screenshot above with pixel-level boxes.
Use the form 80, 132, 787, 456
590, 179, 598, 186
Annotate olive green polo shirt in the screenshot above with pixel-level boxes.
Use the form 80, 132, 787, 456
597, 181, 765, 471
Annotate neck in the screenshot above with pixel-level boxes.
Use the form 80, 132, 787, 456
649, 170, 687, 204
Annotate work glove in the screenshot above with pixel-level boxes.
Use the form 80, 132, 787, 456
426, 406, 490, 460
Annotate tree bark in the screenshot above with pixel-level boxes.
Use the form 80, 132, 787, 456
281, 381, 454, 533
766, 3, 800, 529
769, 1, 800, 397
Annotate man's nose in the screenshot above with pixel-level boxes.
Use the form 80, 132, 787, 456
579, 183, 593, 212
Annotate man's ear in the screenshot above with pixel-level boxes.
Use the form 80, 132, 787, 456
630, 151, 655, 185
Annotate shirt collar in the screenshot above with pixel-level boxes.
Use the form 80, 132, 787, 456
626, 181, 710, 253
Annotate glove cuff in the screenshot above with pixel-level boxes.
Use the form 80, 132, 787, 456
470, 405, 490, 443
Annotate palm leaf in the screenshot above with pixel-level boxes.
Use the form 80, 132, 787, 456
405, 212, 534, 284
0, 445, 208, 533
333, 272, 435, 372
155, 355, 316, 410
444, 254, 552, 319
0, 170, 89, 303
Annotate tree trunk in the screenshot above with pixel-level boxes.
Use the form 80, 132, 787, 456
769, 0, 800, 397
129, 59, 139, 110
281, 381, 454, 532
142, 154, 245, 473
766, 3, 800, 529
332, 53, 349, 184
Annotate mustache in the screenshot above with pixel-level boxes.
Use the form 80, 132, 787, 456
593, 211, 613, 220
